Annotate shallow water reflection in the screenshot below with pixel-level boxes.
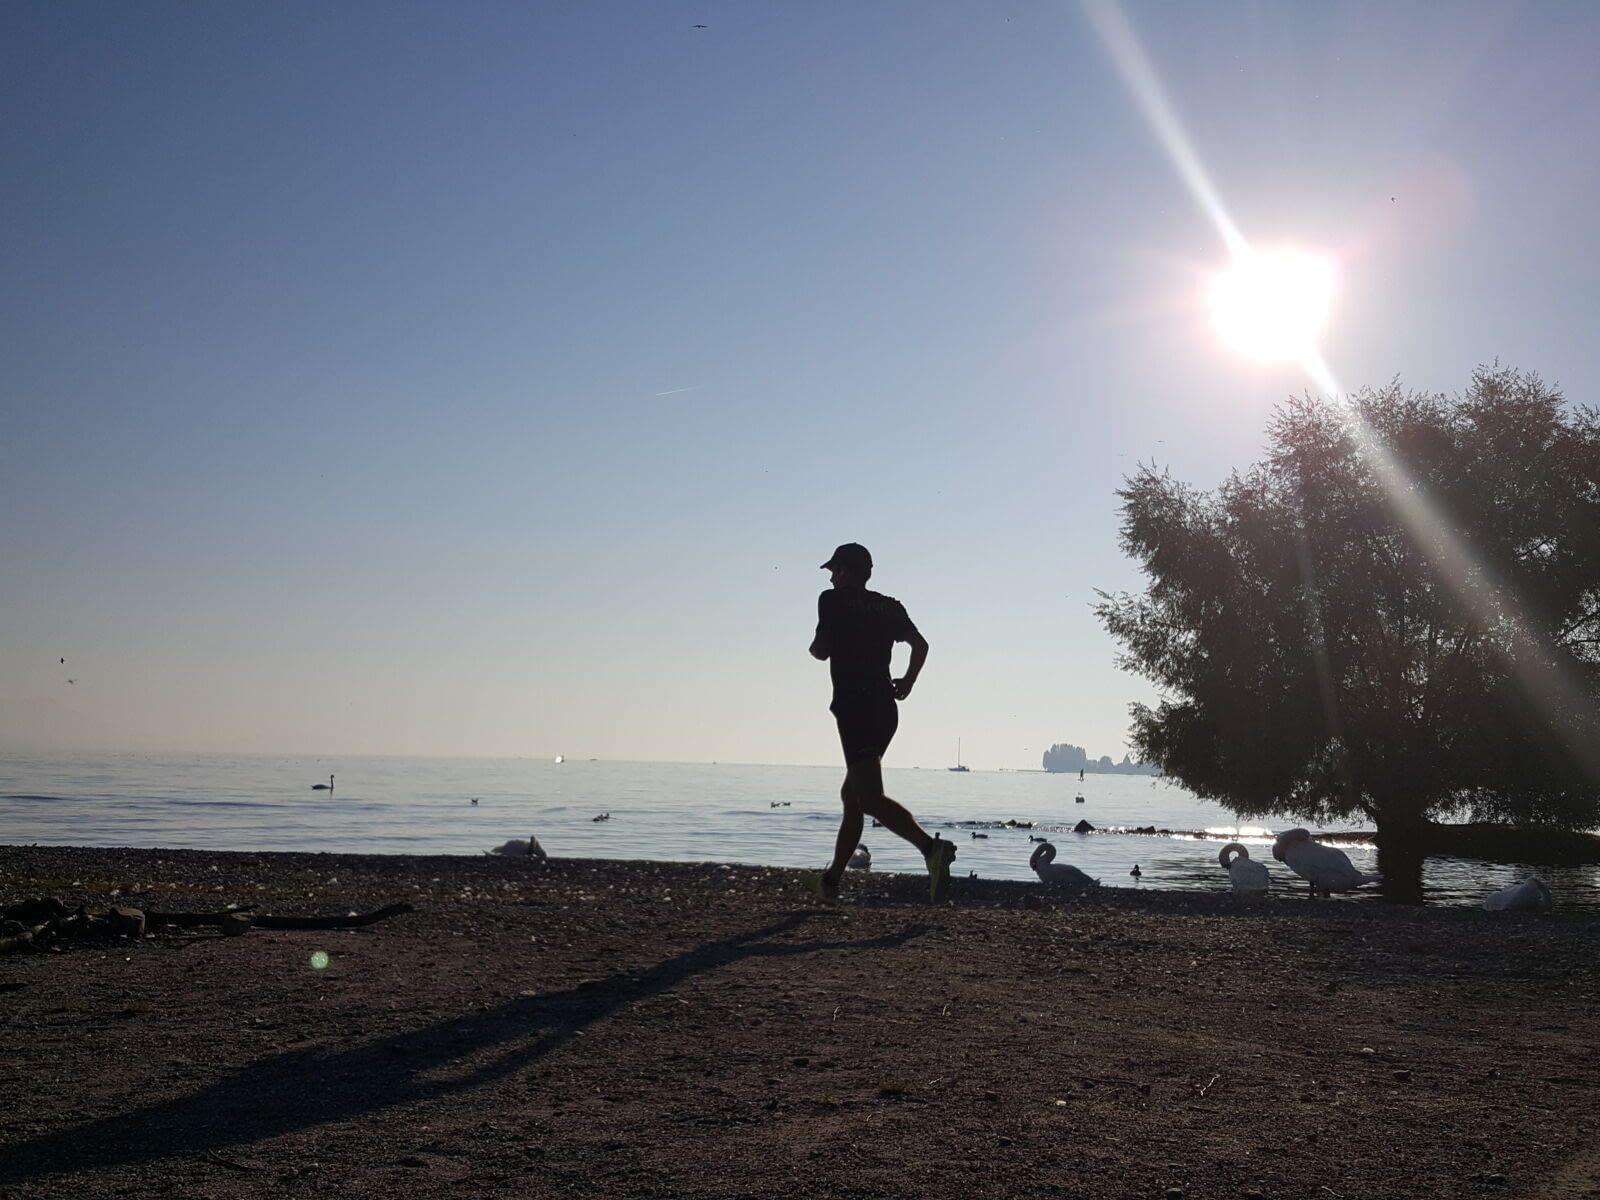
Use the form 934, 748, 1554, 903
2, 753, 1597, 910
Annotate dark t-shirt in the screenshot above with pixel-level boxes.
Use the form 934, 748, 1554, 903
816, 588, 919, 707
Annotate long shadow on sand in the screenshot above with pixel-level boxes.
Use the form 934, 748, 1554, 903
0, 911, 925, 1184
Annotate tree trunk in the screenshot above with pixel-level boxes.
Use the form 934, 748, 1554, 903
1372, 797, 1431, 904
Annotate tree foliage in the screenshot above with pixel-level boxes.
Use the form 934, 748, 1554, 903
1096, 366, 1600, 836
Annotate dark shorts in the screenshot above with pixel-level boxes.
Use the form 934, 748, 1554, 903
832, 694, 899, 766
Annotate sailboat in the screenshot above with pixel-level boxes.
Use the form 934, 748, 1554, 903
948, 738, 969, 773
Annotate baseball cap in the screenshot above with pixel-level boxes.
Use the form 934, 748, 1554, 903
821, 543, 872, 571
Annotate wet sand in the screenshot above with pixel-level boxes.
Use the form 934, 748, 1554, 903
2, 844, 1598, 1199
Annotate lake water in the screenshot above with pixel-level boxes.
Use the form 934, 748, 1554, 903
2, 751, 1596, 909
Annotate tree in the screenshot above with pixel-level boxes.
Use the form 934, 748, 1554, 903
1096, 366, 1600, 844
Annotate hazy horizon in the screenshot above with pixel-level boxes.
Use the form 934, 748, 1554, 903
5, 2, 1597, 769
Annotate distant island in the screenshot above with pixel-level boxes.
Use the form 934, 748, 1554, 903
1042, 742, 1161, 776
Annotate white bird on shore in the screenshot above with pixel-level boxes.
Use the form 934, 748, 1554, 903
1030, 842, 1098, 889
1271, 829, 1379, 897
312, 774, 334, 792
848, 844, 871, 871
488, 836, 547, 860
1483, 876, 1553, 912
1219, 843, 1270, 893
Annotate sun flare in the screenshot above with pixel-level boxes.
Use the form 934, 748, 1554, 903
1208, 247, 1336, 363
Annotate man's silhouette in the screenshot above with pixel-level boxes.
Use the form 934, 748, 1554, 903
808, 543, 955, 900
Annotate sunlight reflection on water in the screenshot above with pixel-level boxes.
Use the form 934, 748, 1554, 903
2, 753, 1596, 909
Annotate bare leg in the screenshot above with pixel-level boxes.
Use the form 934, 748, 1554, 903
824, 793, 865, 887
860, 793, 934, 857
825, 758, 946, 883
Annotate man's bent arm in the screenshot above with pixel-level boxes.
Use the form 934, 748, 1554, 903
894, 632, 928, 698
810, 631, 831, 660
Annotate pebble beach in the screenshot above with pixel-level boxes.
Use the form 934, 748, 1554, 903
3, 843, 1599, 1200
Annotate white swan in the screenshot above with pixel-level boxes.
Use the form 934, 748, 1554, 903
1218, 843, 1270, 893
1483, 876, 1553, 912
1271, 829, 1379, 896
848, 844, 871, 871
488, 836, 547, 860
1030, 842, 1098, 889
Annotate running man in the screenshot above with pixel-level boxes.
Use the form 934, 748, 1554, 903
807, 542, 956, 901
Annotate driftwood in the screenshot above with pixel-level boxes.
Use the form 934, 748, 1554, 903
143, 902, 414, 930
144, 905, 258, 928
251, 902, 414, 930
0, 920, 55, 956
1, 898, 415, 954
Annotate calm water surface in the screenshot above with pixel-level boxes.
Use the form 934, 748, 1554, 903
2, 752, 1596, 909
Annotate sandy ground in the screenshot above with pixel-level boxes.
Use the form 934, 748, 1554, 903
2, 844, 1599, 1200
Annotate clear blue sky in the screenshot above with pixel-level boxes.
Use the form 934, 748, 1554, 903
4, 1, 1597, 766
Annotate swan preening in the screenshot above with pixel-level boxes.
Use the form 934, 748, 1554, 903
488, 836, 547, 860
848, 844, 871, 871
1030, 842, 1098, 889
1271, 829, 1380, 896
311, 774, 334, 792
1483, 876, 1553, 912
1219, 843, 1271, 893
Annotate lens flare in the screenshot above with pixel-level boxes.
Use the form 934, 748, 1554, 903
1208, 248, 1336, 363
1083, 0, 1600, 782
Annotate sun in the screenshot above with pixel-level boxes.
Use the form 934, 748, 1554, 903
1208, 246, 1336, 363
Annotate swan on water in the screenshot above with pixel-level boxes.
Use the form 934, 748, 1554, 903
488, 836, 547, 860
1030, 842, 1098, 889
848, 844, 871, 871
1271, 828, 1379, 897
1219, 843, 1270, 893
1483, 876, 1553, 912
1129, 864, 1142, 880
312, 774, 334, 792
